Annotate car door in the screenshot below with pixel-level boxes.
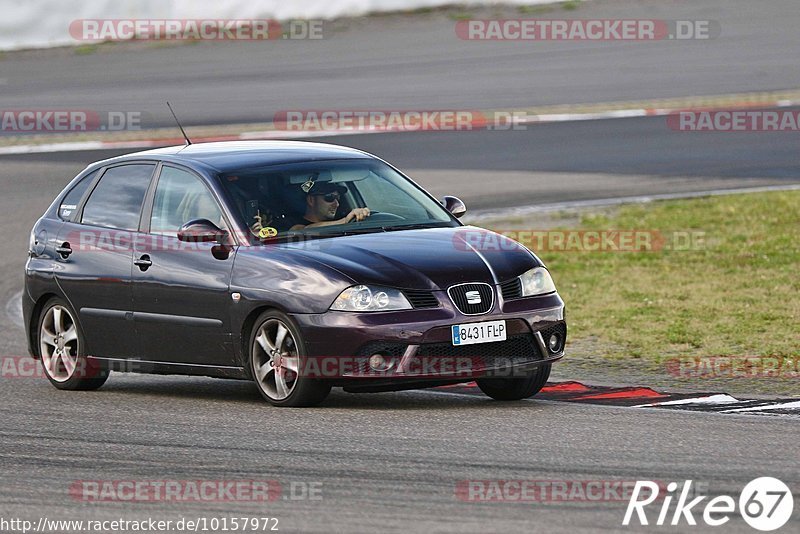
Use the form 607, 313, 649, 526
132, 164, 238, 366
54, 163, 156, 360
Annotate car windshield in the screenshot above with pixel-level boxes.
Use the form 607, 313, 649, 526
218, 159, 458, 239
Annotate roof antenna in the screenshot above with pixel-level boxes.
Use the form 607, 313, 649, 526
166, 101, 192, 145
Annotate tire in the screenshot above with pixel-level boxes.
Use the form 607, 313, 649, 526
249, 310, 331, 407
476, 364, 551, 401
37, 297, 109, 390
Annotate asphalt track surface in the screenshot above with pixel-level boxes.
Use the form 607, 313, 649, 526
1, 125, 799, 534
1, 1, 799, 532
0, 0, 799, 127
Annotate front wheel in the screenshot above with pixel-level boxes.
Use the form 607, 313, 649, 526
37, 298, 108, 390
249, 310, 331, 407
476, 364, 551, 401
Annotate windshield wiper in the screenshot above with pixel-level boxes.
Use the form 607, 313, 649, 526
380, 222, 451, 232
308, 227, 386, 237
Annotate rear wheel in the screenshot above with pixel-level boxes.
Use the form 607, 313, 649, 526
476, 364, 550, 401
38, 298, 108, 390
249, 310, 331, 407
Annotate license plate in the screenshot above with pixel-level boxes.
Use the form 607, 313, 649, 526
452, 320, 507, 346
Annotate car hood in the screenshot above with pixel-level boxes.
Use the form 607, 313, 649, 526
267, 226, 541, 290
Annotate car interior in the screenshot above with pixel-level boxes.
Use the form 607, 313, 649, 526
224, 172, 354, 234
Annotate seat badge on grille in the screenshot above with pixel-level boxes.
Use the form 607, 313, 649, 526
448, 282, 494, 315
465, 290, 482, 304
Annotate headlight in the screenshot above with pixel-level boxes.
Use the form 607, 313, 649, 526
519, 267, 556, 297
330, 285, 412, 312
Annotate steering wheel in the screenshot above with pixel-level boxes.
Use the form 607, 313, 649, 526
350, 210, 404, 223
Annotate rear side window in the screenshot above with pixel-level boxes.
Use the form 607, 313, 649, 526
59, 170, 98, 221
81, 164, 155, 231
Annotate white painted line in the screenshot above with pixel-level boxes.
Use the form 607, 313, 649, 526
721, 400, 800, 413
0, 141, 107, 155
521, 109, 649, 123
239, 128, 379, 140
0, 128, 388, 156
633, 394, 740, 408
5, 290, 24, 329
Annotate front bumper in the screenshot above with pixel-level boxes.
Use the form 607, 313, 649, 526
291, 292, 566, 383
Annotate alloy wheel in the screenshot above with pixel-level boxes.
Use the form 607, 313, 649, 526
39, 305, 80, 382
252, 318, 301, 400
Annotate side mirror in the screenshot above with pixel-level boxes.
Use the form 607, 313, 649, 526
178, 219, 233, 260
442, 196, 467, 218
178, 219, 227, 243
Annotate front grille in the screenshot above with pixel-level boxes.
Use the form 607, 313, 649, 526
414, 334, 542, 363
447, 283, 494, 315
355, 334, 543, 376
403, 289, 439, 309
500, 278, 522, 300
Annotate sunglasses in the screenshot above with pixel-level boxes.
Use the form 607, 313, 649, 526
316, 193, 340, 203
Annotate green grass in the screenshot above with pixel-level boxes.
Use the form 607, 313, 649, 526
562, 0, 582, 11
517, 4, 556, 15
448, 11, 475, 21
73, 44, 99, 55
487, 191, 800, 362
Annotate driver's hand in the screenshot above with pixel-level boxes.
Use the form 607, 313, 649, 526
250, 215, 263, 234
345, 208, 371, 223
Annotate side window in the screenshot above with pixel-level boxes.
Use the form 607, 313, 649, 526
59, 170, 98, 221
81, 164, 155, 231
150, 166, 227, 236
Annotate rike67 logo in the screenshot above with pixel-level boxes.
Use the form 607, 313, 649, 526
623, 478, 794, 531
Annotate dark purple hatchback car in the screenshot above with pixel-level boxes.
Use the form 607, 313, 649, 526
24, 141, 566, 406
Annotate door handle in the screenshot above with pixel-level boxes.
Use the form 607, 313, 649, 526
55, 242, 72, 259
134, 254, 153, 271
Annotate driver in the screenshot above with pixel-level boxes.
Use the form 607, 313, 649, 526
288, 181, 370, 230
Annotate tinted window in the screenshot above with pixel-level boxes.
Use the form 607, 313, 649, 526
150, 166, 227, 235
81, 164, 154, 230
218, 160, 455, 235
59, 170, 98, 221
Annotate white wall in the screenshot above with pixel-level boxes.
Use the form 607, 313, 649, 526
0, 0, 565, 50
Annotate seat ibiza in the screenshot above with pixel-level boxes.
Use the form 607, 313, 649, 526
24, 141, 566, 406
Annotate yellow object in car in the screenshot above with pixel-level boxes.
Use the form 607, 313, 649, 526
259, 227, 278, 238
